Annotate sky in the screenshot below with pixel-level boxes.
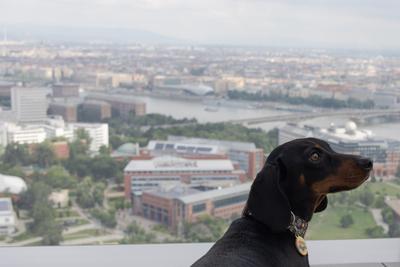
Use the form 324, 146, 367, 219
0, 0, 399, 50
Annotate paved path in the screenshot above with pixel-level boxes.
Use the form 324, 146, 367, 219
63, 223, 99, 235
370, 208, 389, 234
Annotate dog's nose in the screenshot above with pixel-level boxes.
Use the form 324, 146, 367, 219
357, 158, 373, 171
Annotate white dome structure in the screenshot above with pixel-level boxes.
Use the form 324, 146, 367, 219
0, 174, 27, 195
345, 121, 357, 134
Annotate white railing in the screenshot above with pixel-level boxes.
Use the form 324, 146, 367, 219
0, 239, 399, 267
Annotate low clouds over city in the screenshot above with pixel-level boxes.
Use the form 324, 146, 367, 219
0, 0, 399, 49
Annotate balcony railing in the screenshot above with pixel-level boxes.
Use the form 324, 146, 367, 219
0, 238, 399, 267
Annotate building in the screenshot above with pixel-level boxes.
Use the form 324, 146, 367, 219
70, 123, 109, 152
85, 93, 146, 117
51, 141, 70, 159
0, 81, 13, 97
0, 174, 27, 195
111, 143, 140, 159
5, 124, 47, 145
52, 83, 80, 98
167, 136, 265, 179
0, 198, 17, 236
11, 87, 48, 123
48, 102, 78, 122
80, 100, 112, 121
139, 183, 250, 231
147, 140, 227, 160
0, 118, 74, 146
279, 122, 400, 179
124, 155, 246, 199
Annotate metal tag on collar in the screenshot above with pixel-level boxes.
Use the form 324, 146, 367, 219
295, 235, 308, 256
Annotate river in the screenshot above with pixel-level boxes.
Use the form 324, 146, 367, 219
132, 95, 400, 141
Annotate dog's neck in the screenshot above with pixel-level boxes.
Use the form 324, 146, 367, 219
287, 211, 308, 238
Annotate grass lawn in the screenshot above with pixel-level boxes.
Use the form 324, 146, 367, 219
306, 204, 376, 240
11, 231, 37, 242
63, 229, 109, 241
55, 209, 80, 218
365, 181, 400, 197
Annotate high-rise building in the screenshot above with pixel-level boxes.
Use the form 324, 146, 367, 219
11, 87, 48, 123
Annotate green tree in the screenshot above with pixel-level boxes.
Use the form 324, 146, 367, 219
120, 221, 156, 244
365, 226, 385, 238
45, 165, 77, 189
359, 190, 375, 207
23, 181, 63, 245
34, 142, 56, 168
2, 143, 31, 166
388, 222, 400, 237
90, 155, 118, 181
340, 214, 354, 228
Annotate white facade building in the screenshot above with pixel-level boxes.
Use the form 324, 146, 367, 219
11, 87, 48, 123
6, 124, 47, 144
70, 123, 109, 152
0, 198, 16, 236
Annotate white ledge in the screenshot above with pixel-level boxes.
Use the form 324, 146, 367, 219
0, 239, 399, 267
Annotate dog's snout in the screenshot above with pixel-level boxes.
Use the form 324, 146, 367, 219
357, 158, 373, 171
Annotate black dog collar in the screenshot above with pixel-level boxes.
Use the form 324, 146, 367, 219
287, 211, 308, 238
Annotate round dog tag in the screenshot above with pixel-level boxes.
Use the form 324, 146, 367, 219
295, 236, 308, 256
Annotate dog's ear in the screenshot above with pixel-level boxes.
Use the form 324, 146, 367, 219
314, 196, 328, 213
245, 162, 291, 233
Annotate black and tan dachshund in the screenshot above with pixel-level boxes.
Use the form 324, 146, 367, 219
192, 138, 373, 267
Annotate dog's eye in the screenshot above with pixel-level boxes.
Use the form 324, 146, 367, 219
310, 152, 320, 162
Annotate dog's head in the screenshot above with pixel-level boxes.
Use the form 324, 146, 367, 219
244, 137, 372, 233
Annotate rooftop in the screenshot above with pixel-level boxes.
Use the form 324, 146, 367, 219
178, 182, 251, 204
146, 185, 201, 199
0, 174, 27, 194
124, 155, 234, 172
168, 135, 258, 152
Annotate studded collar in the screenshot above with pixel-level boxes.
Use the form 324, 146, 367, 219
287, 211, 308, 238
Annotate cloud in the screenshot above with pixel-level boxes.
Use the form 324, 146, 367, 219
0, 0, 399, 49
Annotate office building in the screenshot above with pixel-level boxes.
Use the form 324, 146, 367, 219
48, 102, 78, 122
86, 93, 146, 117
11, 87, 48, 123
139, 183, 250, 231
124, 155, 246, 198
80, 100, 112, 121
167, 136, 265, 179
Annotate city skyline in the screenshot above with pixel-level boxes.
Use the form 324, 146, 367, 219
1, 0, 400, 50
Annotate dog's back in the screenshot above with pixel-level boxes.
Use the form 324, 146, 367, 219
191, 217, 310, 267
